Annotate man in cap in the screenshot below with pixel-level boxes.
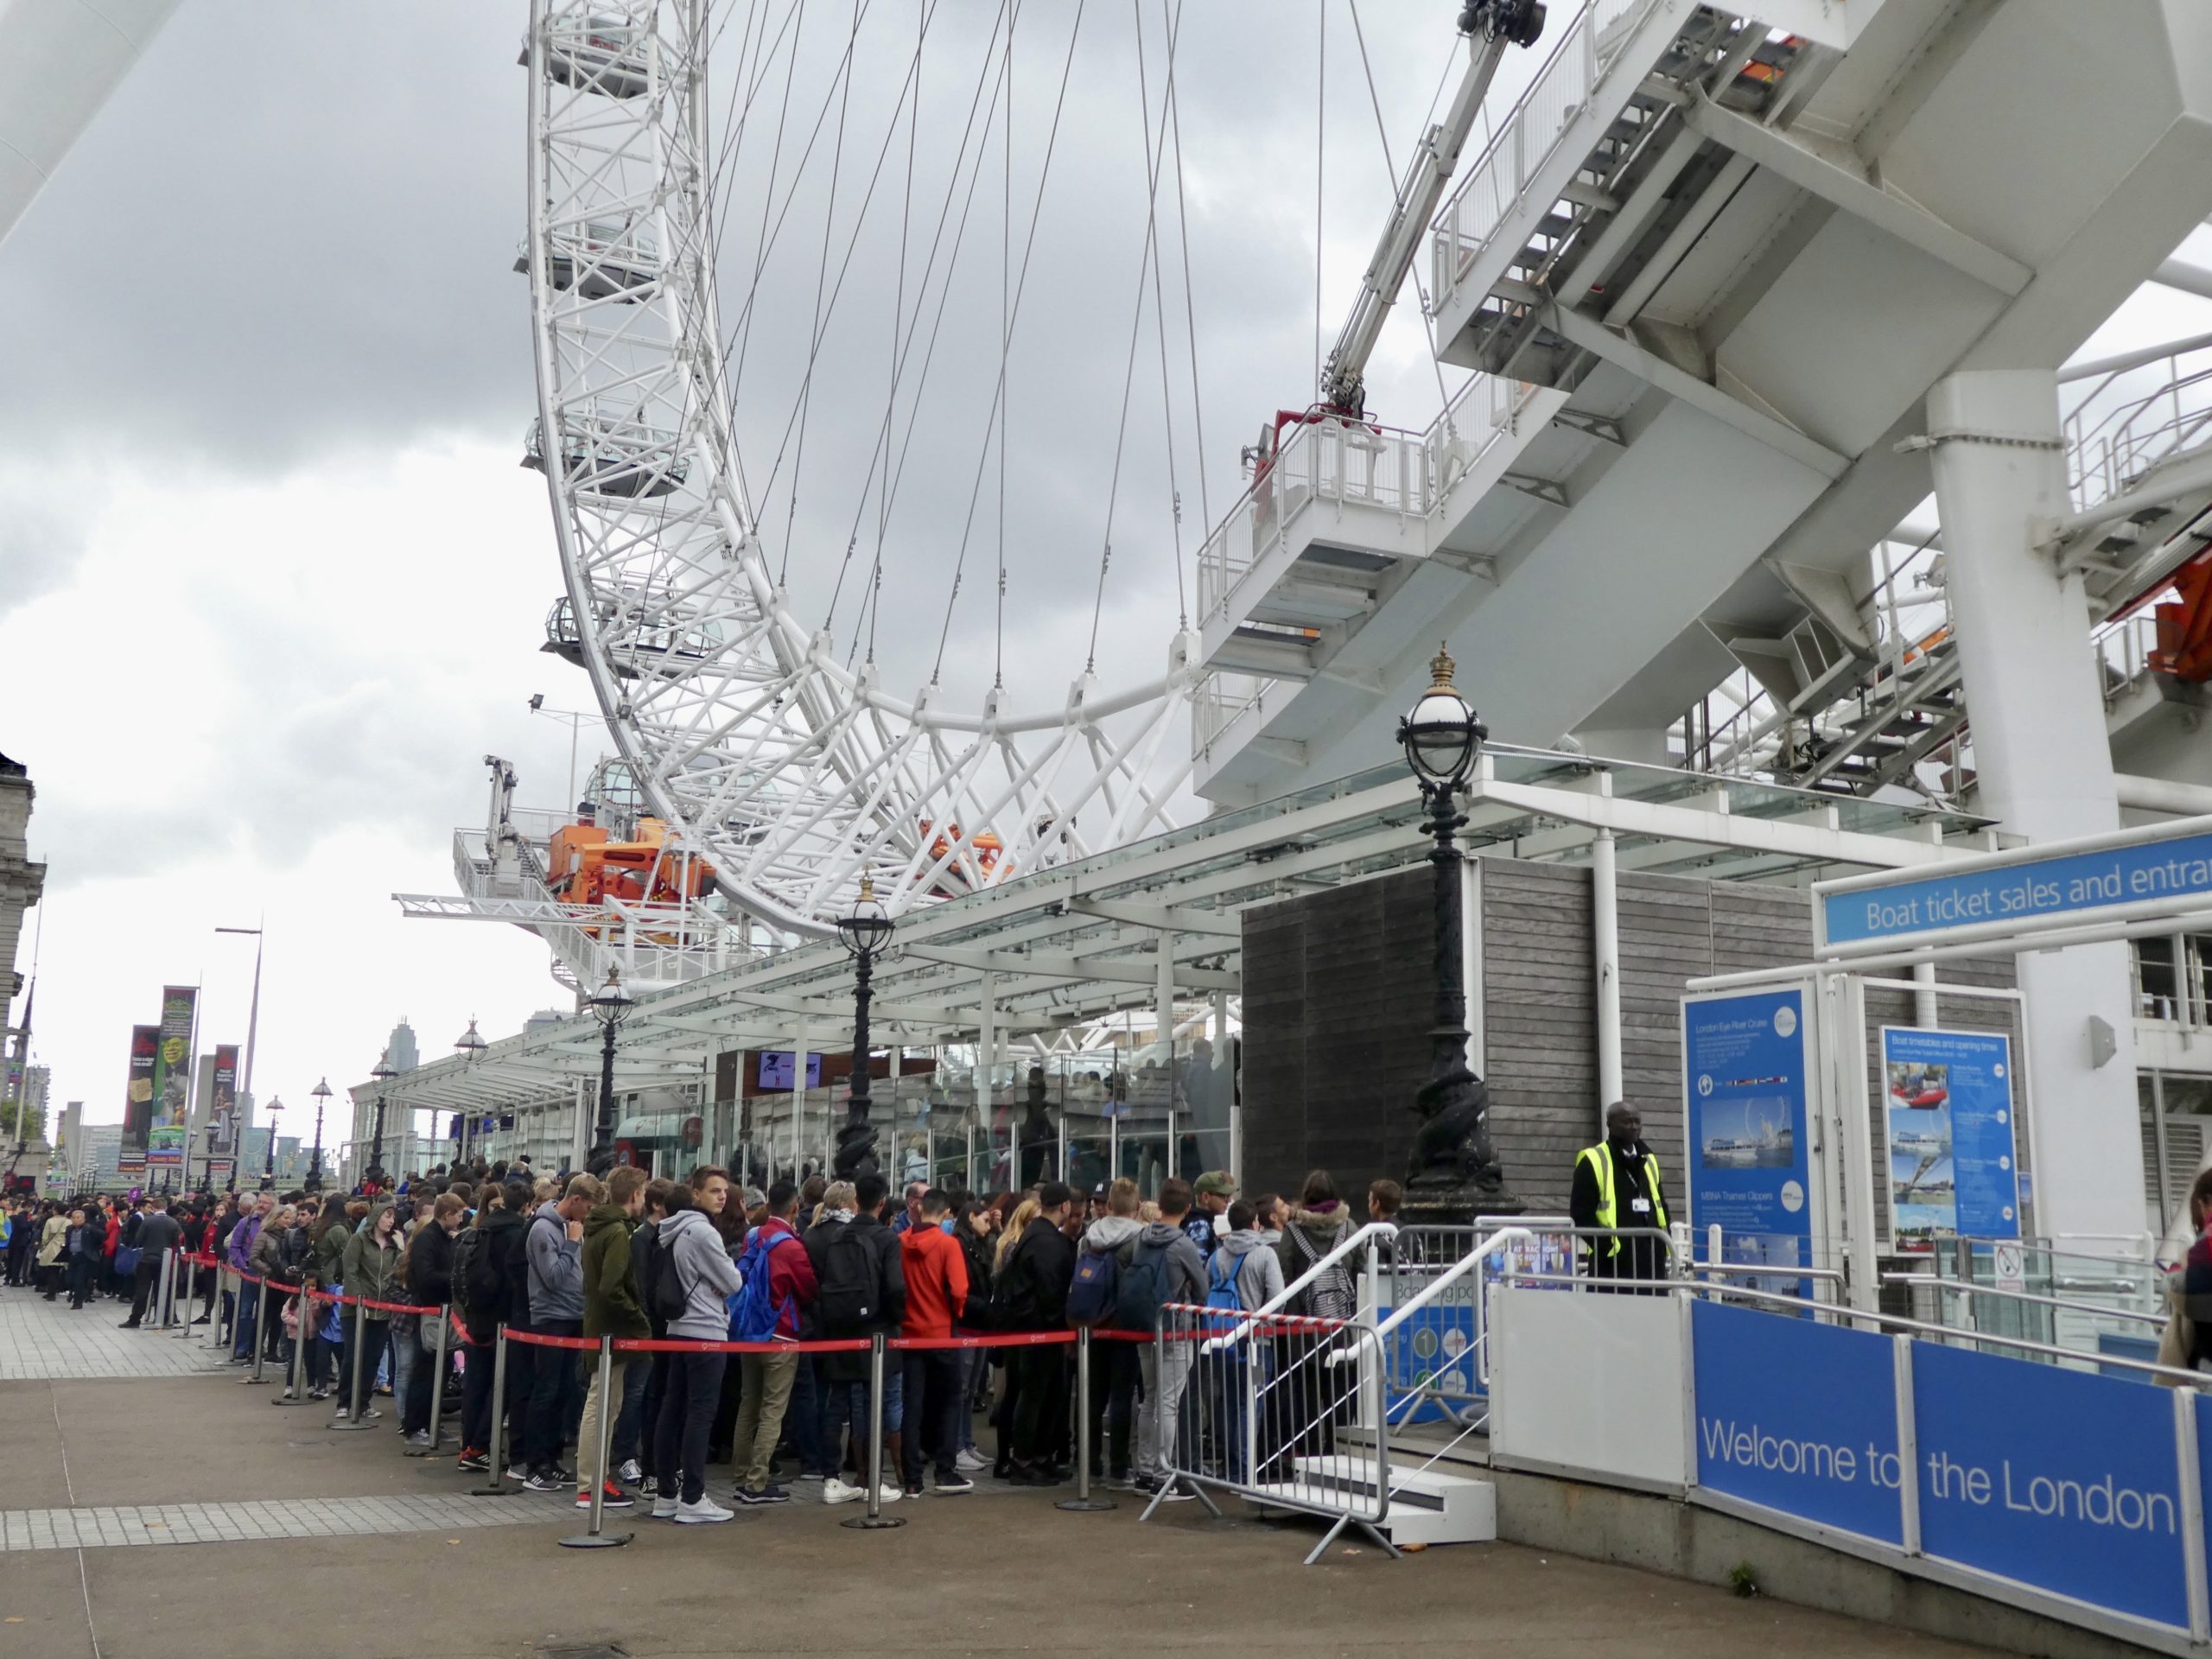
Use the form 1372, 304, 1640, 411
1186, 1172, 1236, 1261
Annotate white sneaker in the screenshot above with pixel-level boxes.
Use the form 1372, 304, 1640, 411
618, 1459, 642, 1484
674, 1496, 734, 1524
651, 1496, 680, 1519
822, 1477, 863, 1505
954, 1448, 989, 1473
876, 1483, 903, 1505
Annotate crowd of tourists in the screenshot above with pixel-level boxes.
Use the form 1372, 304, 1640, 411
0, 1160, 1404, 1528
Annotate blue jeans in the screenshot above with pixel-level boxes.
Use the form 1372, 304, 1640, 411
820, 1370, 902, 1469
611, 1351, 651, 1466
791, 1356, 828, 1476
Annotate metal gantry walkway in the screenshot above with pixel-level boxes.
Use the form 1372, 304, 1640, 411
1192, 0, 2212, 807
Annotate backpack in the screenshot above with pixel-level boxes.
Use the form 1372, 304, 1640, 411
1287, 1227, 1353, 1321
729, 1230, 796, 1343
815, 1224, 882, 1333
1065, 1246, 1120, 1328
1205, 1248, 1249, 1313
461, 1222, 506, 1319
448, 1225, 483, 1319
1113, 1237, 1173, 1335
650, 1232, 692, 1325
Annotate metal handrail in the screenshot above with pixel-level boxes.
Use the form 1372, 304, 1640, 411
1884, 1273, 2168, 1330
1369, 1226, 1534, 1344
1199, 1218, 1397, 1357
1504, 1272, 2208, 1388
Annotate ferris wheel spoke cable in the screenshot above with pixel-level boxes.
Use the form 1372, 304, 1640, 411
1132, 0, 1190, 631
1346, 0, 1458, 426
726, 0, 816, 418
1082, 0, 1186, 675
704, 0, 798, 285
1161, 0, 1209, 537
823, 0, 1015, 644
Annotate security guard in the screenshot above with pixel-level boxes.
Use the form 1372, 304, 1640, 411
1569, 1103, 1669, 1289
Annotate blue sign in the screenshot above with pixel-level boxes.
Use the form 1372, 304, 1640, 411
1880, 1027, 2019, 1252
1682, 988, 1814, 1265
1914, 1341, 2189, 1630
756, 1050, 823, 1091
1692, 1300, 1904, 1543
1821, 827, 2212, 946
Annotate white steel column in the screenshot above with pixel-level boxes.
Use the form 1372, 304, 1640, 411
791, 1024, 810, 1180
572, 1081, 588, 1176
1157, 935, 1177, 1179
1593, 830, 1622, 1117
1927, 368, 2144, 1243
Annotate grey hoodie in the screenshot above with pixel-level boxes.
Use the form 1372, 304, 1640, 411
1215, 1227, 1285, 1310
1081, 1215, 1143, 1256
1132, 1218, 1207, 1305
526, 1199, 584, 1324
658, 1208, 745, 1341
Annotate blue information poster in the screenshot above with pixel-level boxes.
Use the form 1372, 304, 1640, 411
1880, 1027, 2019, 1255
1682, 987, 1815, 1273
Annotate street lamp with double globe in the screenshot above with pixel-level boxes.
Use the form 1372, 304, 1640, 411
260, 1096, 283, 1189
1397, 645, 1517, 1218
366, 1051, 396, 1192
452, 1017, 488, 1164
587, 971, 634, 1173
832, 874, 894, 1182
307, 1077, 332, 1193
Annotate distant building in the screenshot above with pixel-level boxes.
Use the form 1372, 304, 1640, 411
387, 1018, 419, 1074
0, 753, 42, 1048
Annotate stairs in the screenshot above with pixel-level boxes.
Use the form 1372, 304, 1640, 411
1248, 1452, 1497, 1547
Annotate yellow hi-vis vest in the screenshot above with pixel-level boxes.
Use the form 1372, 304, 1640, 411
1577, 1141, 1666, 1256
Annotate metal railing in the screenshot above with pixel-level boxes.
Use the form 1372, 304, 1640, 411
1151, 1300, 1396, 1566
2065, 335, 2212, 512
1429, 0, 1664, 316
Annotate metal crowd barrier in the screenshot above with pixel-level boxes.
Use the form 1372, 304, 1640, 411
1148, 1301, 1396, 1565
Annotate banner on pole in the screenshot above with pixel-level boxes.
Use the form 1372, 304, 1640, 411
207, 1043, 239, 1158
1880, 1026, 2019, 1254
119, 1025, 158, 1173
145, 986, 197, 1169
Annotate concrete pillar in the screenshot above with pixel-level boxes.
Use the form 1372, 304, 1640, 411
1593, 830, 1622, 1119
1927, 368, 2144, 1244
1157, 935, 1177, 1179
977, 976, 996, 1186
1462, 853, 1486, 1075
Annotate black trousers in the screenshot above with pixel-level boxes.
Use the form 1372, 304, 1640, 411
1009, 1346, 1067, 1465
901, 1350, 963, 1484
126, 1262, 162, 1325
523, 1318, 583, 1471
461, 1336, 498, 1455
652, 1351, 726, 1505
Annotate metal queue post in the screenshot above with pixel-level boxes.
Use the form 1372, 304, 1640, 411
327, 1291, 372, 1427
273, 1278, 315, 1406
404, 1305, 454, 1459
560, 1335, 632, 1548
1056, 1325, 1116, 1513
841, 1332, 905, 1531
470, 1324, 515, 1496
242, 1273, 272, 1387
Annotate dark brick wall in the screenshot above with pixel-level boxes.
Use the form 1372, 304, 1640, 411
1239, 855, 1821, 1214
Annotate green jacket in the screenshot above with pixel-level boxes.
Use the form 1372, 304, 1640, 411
313, 1218, 352, 1285
340, 1203, 400, 1321
582, 1203, 648, 1341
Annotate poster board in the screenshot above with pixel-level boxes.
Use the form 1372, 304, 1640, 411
1681, 983, 1821, 1282
1879, 1025, 2020, 1254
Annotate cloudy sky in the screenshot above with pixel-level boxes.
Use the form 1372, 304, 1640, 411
6, 2, 2208, 1155
1, 0, 1526, 1141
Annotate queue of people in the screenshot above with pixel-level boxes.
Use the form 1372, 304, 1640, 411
5, 1156, 1401, 1530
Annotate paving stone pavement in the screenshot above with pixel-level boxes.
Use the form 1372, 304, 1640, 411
0, 1283, 232, 1379
0, 1492, 566, 1551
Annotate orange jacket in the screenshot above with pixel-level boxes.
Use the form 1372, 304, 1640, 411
898, 1223, 969, 1339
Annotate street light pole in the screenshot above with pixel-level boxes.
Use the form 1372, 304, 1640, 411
307, 1077, 331, 1193
261, 1096, 283, 1189
452, 1018, 487, 1166
367, 1050, 396, 1192
1397, 646, 1519, 1223
834, 874, 894, 1183
586, 974, 633, 1173
216, 924, 264, 1192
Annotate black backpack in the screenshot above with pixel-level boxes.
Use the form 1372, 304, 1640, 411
815, 1224, 882, 1333
650, 1232, 691, 1325
461, 1221, 505, 1318
1114, 1237, 1174, 1334
449, 1225, 483, 1319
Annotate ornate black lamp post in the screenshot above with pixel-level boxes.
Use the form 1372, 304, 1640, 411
833, 874, 894, 1182
587, 972, 633, 1173
1399, 645, 1519, 1222
452, 1018, 487, 1163
366, 1051, 396, 1191
260, 1096, 283, 1189
306, 1077, 331, 1193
